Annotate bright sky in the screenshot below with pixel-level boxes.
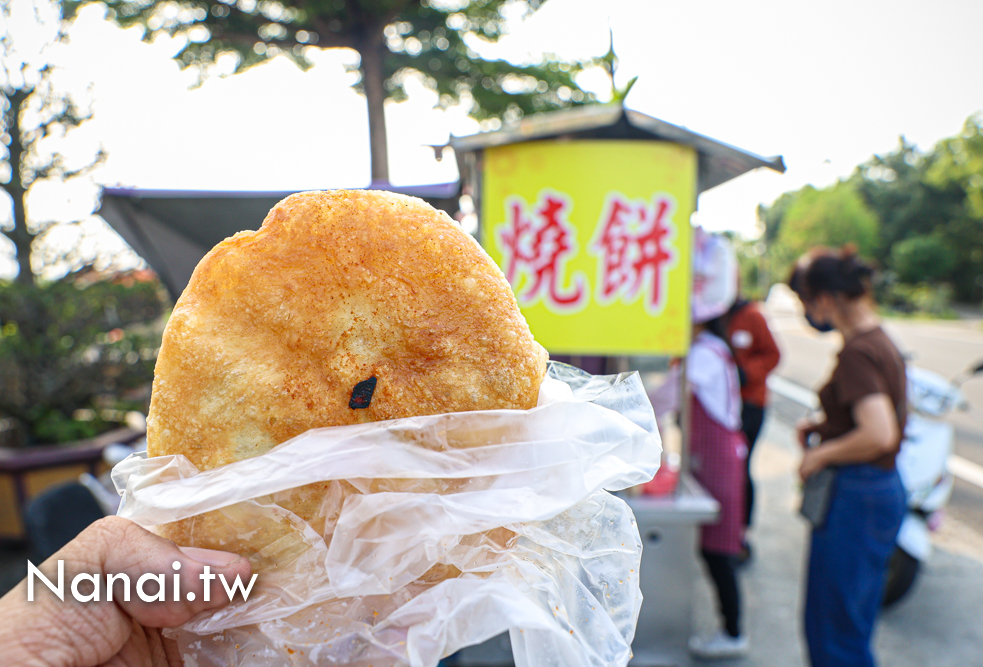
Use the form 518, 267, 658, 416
4, 0, 983, 277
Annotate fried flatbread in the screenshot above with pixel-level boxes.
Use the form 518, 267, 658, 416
146, 189, 547, 562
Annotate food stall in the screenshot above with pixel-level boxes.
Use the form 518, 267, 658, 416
447, 104, 785, 666
92, 103, 784, 666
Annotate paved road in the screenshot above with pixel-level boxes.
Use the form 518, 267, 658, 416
763, 287, 983, 556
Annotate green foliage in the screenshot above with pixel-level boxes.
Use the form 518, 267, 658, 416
757, 189, 796, 244
921, 113, 983, 302
878, 282, 955, 319
772, 181, 880, 276
890, 234, 955, 284
31, 408, 111, 443
927, 114, 983, 219
62, 0, 597, 182
846, 114, 983, 301
729, 235, 769, 301
850, 137, 947, 263
761, 113, 983, 305
0, 273, 168, 445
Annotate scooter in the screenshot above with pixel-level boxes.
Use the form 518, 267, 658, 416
884, 359, 983, 607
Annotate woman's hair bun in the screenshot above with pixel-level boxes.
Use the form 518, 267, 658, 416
788, 245, 876, 300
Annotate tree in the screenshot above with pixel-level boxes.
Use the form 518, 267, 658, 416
850, 137, 962, 268
65, 0, 596, 184
761, 113, 983, 302
890, 234, 955, 285
923, 113, 983, 301
2, 0, 106, 284
780, 183, 880, 259
848, 116, 983, 301
763, 181, 880, 283
0, 1, 165, 446
757, 189, 797, 244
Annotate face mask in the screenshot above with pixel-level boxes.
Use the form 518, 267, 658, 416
806, 312, 835, 333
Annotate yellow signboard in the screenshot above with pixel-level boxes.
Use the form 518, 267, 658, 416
481, 140, 695, 356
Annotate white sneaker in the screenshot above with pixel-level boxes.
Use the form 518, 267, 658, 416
688, 630, 749, 659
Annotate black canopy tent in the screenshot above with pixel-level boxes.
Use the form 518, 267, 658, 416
97, 182, 461, 300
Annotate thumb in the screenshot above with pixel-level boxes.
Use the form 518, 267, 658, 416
64, 516, 253, 628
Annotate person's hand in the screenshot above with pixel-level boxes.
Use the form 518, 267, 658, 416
795, 417, 816, 449
799, 446, 828, 482
0, 516, 252, 667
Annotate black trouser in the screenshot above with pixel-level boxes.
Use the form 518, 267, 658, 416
701, 549, 741, 637
741, 403, 766, 528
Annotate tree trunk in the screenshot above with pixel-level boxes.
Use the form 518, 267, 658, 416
4, 89, 33, 285
358, 37, 390, 185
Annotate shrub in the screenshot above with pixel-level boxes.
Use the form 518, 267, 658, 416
879, 281, 955, 318
890, 234, 956, 285
776, 182, 881, 261
0, 272, 169, 445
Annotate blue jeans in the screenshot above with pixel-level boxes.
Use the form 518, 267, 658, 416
804, 464, 906, 667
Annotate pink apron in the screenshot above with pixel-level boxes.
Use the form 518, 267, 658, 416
690, 395, 747, 555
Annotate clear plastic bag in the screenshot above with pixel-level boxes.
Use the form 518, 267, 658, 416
113, 363, 662, 667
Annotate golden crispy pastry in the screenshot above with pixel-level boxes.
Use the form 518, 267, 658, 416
146, 190, 546, 562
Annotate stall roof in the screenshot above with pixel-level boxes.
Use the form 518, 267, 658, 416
98, 182, 459, 299
449, 104, 786, 193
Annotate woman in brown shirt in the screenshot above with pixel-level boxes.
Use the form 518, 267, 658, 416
788, 248, 907, 667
